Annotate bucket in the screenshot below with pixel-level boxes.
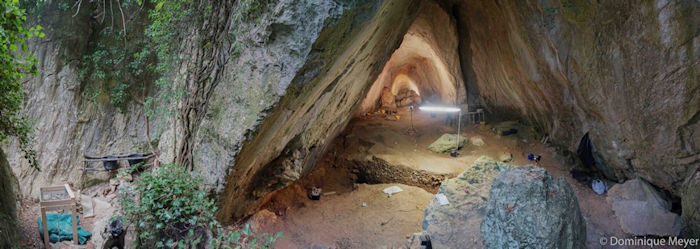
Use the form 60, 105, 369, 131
127, 153, 145, 167
103, 156, 118, 171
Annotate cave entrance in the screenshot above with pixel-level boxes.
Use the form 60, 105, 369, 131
254, 2, 496, 247
318, 0, 471, 192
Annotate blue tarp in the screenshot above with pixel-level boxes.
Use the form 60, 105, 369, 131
37, 213, 92, 245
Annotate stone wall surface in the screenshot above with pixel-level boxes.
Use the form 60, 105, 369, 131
1, 5, 150, 197
214, 0, 423, 221
451, 0, 698, 197
0, 149, 20, 248
4, 0, 698, 224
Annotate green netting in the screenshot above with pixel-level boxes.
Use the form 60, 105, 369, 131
37, 213, 92, 245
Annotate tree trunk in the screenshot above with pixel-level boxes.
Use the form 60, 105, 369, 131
175, 0, 235, 170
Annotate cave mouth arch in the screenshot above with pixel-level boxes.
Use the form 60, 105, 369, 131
358, 1, 465, 115
219, 0, 469, 223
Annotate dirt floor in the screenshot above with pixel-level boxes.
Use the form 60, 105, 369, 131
16, 108, 682, 249
18, 197, 99, 249
253, 108, 682, 249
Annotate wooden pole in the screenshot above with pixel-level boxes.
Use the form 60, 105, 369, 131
41, 207, 49, 249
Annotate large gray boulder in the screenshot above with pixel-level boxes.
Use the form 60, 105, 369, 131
481, 165, 586, 249
607, 178, 681, 236
427, 134, 467, 154
422, 156, 512, 248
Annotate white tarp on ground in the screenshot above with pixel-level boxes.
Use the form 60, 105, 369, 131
382, 186, 403, 196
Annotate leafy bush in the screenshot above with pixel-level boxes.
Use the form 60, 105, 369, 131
118, 164, 280, 249
0, 0, 42, 168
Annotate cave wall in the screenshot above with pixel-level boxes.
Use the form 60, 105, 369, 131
215, 0, 422, 221
157, 0, 348, 193
0, 149, 20, 248
359, 1, 465, 113
451, 0, 698, 196
7, 0, 696, 226
1, 3, 151, 197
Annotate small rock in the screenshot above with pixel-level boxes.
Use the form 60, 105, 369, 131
471, 137, 485, 146
249, 209, 277, 232
499, 152, 513, 162
92, 197, 113, 214
428, 134, 467, 154
120, 173, 133, 182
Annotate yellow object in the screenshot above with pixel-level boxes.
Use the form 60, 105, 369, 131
480, 121, 486, 125
381, 110, 386, 114
396, 115, 401, 120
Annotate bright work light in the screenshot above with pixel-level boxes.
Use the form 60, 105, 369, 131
418, 106, 461, 112
419, 105, 463, 157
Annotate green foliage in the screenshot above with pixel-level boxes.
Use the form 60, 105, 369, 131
73, 0, 153, 112
118, 164, 280, 248
140, 0, 194, 141
0, 0, 42, 168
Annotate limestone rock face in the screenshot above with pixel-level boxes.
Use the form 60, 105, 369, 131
607, 178, 681, 236
682, 169, 700, 238
380, 87, 397, 109
0, 149, 19, 248
2, 34, 150, 196
451, 0, 699, 196
427, 134, 467, 154
8, 0, 697, 226
357, 1, 466, 114
179, 0, 352, 194
422, 156, 512, 248
215, 0, 423, 221
481, 165, 586, 249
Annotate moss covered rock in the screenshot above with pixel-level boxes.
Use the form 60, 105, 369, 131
481, 165, 586, 249
422, 156, 513, 248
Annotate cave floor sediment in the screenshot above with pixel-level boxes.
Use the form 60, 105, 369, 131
253, 109, 635, 249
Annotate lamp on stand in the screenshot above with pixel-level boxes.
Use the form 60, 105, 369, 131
419, 105, 462, 157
